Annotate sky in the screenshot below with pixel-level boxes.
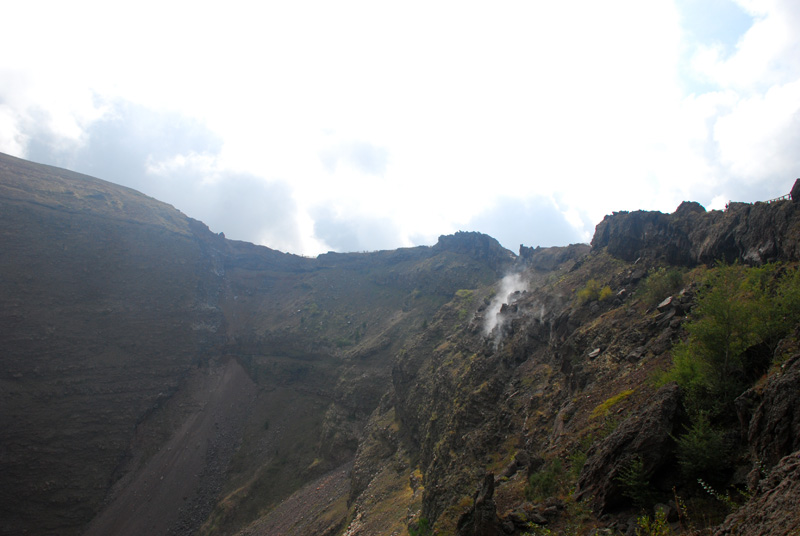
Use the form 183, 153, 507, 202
2, 1, 799, 256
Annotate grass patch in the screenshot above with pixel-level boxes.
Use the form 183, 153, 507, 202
590, 389, 634, 420
455, 288, 475, 302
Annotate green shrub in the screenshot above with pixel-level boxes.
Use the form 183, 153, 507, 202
599, 285, 614, 301
455, 289, 474, 302
577, 279, 599, 303
590, 389, 635, 420
638, 267, 684, 306
769, 265, 800, 350
659, 341, 702, 388
635, 506, 672, 536
659, 263, 800, 414
697, 478, 750, 511
675, 412, 729, 481
409, 517, 431, 536
523, 524, 553, 535
688, 265, 761, 394
568, 449, 587, 481
616, 456, 653, 508
577, 279, 612, 304
525, 459, 564, 501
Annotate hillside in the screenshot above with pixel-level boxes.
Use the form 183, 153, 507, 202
2, 151, 800, 536
0, 152, 510, 536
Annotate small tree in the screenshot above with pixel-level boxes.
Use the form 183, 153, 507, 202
617, 456, 654, 508
675, 412, 729, 481
661, 263, 764, 413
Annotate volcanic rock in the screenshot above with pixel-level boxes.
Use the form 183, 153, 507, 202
576, 384, 681, 512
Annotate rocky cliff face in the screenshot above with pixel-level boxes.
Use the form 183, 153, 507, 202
2, 151, 799, 536
592, 195, 800, 266
343, 194, 800, 535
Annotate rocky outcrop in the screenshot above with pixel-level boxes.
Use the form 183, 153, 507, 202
576, 384, 682, 512
456, 474, 503, 536
746, 353, 800, 478
720, 375, 800, 536
591, 204, 704, 265
592, 192, 800, 266
434, 231, 516, 273
715, 451, 800, 536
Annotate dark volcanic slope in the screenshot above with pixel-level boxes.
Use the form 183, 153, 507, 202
0, 152, 513, 536
0, 153, 228, 534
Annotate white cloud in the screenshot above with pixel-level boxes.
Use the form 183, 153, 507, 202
714, 80, 800, 181
0, 105, 25, 156
2, 1, 799, 255
691, 0, 800, 89
465, 196, 584, 251
145, 152, 305, 253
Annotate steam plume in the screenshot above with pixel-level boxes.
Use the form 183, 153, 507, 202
483, 273, 527, 336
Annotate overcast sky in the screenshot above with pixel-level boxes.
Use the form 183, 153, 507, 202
2, 1, 799, 255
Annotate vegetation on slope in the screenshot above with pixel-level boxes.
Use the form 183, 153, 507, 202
344, 242, 800, 535
660, 263, 800, 415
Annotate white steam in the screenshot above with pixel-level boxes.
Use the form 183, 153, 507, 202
483, 273, 528, 336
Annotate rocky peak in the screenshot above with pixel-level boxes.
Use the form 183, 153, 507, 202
674, 200, 706, 215
433, 231, 516, 272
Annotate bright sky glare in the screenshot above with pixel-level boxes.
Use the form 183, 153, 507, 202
2, 0, 799, 255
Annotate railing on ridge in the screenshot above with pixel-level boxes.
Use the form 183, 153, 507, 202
765, 192, 792, 204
